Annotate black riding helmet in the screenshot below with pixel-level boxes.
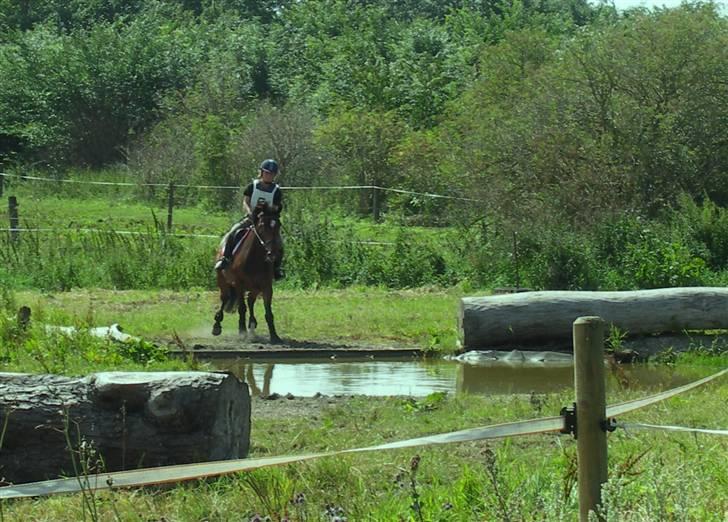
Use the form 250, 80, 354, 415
260, 159, 279, 175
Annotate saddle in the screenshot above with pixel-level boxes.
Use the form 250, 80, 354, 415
218, 224, 252, 261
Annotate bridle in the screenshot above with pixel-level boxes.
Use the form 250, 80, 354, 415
252, 215, 276, 260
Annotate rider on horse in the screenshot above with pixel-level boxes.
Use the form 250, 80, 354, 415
214, 159, 285, 279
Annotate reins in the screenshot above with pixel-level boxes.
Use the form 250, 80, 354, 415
251, 218, 275, 257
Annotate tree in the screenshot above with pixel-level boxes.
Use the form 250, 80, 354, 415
315, 108, 406, 220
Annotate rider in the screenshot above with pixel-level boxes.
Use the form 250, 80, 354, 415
214, 159, 285, 279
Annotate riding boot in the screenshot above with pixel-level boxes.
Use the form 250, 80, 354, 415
215, 234, 235, 271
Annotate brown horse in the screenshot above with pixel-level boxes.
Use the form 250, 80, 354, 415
212, 208, 282, 343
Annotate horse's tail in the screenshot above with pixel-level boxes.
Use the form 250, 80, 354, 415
223, 287, 239, 313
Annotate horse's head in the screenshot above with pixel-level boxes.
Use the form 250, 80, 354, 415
252, 209, 281, 264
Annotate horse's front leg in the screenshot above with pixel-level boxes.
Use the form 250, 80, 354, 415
212, 290, 225, 336
247, 291, 258, 337
262, 286, 282, 344
237, 292, 247, 337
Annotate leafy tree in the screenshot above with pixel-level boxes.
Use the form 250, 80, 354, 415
0, 5, 199, 166
229, 102, 319, 188
315, 108, 406, 219
442, 5, 727, 230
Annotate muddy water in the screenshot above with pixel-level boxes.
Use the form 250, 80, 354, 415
213, 357, 697, 397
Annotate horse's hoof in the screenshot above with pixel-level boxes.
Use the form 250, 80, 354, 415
212, 324, 222, 336
270, 336, 283, 345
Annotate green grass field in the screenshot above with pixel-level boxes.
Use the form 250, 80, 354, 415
14, 287, 464, 352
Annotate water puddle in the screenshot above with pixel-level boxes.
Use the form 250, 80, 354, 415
212, 357, 698, 397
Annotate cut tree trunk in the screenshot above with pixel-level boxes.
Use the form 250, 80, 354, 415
459, 287, 728, 349
0, 371, 250, 484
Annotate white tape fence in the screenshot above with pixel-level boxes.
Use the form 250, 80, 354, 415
1, 367, 725, 500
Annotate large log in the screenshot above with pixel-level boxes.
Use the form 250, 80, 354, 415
459, 287, 728, 349
0, 371, 250, 484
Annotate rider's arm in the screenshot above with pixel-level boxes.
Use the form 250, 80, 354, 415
243, 195, 252, 217
271, 188, 283, 213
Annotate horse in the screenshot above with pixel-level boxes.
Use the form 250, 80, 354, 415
212, 208, 282, 343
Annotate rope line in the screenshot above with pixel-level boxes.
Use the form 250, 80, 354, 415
0, 172, 481, 202
0, 367, 724, 500
617, 422, 728, 436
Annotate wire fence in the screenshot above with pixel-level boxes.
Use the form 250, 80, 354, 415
1, 171, 470, 246
0, 172, 482, 202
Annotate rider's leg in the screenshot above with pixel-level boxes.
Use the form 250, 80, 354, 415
215, 222, 243, 271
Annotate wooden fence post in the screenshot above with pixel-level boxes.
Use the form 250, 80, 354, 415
513, 231, 520, 290
372, 186, 380, 222
0, 173, 4, 198
573, 316, 608, 522
167, 182, 175, 233
8, 195, 19, 242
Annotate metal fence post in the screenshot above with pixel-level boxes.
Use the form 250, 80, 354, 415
8, 195, 19, 242
573, 316, 608, 522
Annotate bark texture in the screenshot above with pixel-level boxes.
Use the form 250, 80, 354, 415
459, 287, 728, 348
0, 371, 250, 484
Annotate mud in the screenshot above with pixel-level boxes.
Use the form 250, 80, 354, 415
163, 335, 423, 359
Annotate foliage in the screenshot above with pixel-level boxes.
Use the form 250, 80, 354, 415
443, 4, 728, 229
2, 2, 728, 296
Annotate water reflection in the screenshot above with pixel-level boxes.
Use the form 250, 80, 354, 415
213, 358, 697, 397
222, 359, 455, 396
457, 365, 573, 394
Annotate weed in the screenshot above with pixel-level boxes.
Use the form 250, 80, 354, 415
0, 408, 10, 522
606, 324, 628, 353
653, 347, 678, 365
400, 391, 447, 413
483, 447, 513, 522
61, 408, 101, 522
614, 449, 649, 484
394, 455, 424, 522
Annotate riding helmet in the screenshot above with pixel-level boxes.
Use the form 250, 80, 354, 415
259, 159, 279, 174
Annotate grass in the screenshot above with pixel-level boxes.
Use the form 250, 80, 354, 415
13, 287, 464, 351
2, 376, 727, 520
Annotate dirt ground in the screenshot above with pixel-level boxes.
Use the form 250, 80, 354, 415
250, 393, 351, 421
173, 335, 418, 353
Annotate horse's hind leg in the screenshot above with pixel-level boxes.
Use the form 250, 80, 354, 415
262, 286, 282, 344
247, 291, 258, 337
237, 293, 247, 337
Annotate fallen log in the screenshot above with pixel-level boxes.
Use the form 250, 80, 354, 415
0, 371, 250, 484
459, 287, 728, 349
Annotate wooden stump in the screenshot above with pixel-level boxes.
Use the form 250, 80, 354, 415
459, 287, 728, 349
0, 371, 250, 484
